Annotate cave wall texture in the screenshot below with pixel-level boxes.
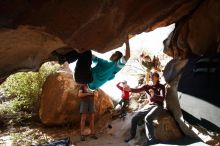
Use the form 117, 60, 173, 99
1, 0, 219, 81
1, 0, 220, 142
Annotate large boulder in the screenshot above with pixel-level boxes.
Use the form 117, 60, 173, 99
39, 69, 114, 125
108, 109, 183, 145
153, 110, 183, 141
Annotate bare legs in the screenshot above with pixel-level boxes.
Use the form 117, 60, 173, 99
90, 113, 95, 135
80, 114, 87, 138
80, 113, 97, 141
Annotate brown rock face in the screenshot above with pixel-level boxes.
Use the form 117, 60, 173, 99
0, 26, 65, 82
39, 70, 114, 125
0, 0, 205, 80
154, 110, 183, 141
0, 0, 201, 51
108, 110, 183, 144
163, 58, 220, 145
164, 0, 220, 58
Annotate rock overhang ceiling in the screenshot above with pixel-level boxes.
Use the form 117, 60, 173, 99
0, 0, 219, 81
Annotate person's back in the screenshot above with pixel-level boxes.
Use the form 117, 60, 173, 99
88, 55, 126, 89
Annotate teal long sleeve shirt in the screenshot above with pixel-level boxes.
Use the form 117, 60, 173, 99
88, 55, 127, 90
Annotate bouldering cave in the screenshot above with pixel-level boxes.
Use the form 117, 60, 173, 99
0, 0, 219, 146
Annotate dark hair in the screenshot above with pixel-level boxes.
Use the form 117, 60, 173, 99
151, 72, 160, 84
115, 51, 123, 60
152, 72, 159, 78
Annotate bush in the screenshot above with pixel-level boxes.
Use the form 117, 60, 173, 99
0, 62, 60, 123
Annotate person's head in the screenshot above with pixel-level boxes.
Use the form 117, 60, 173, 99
143, 55, 151, 62
140, 52, 151, 62
122, 80, 127, 85
122, 80, 130, 91
110, 51, 123, 61
151, 72, 160, 85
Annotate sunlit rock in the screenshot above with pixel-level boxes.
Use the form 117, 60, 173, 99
153, 110, 183, 141
39, 68, 114, 125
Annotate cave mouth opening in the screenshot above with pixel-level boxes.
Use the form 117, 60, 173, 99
69, 24, 175, 102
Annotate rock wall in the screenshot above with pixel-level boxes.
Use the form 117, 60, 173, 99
0, 0, 219, 84
0, 0, 201, 51
163, 58, 220, 145
0, 26, 65, 83
0, 0, 204, 81
164, 0, 220, 58
162, 1, 220, 144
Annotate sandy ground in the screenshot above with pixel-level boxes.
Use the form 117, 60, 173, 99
0, 112, 214, 146
74, 114, 133, 146
75, 135, 128, 146
0, 113, 134, 146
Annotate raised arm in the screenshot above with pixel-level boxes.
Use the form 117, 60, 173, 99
124, 36, 130, 61
116, 82, 123, 91
130, 85, 148, 93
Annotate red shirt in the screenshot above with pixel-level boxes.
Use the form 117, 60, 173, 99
116, 83, 130, 100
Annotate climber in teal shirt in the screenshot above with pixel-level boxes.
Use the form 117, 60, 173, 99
88, 36, 130, 89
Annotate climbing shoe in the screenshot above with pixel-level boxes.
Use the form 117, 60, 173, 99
80, 135, 86, 141
90, 134, 98, 139
51, 51, 66, 64
124, 136, 134, 143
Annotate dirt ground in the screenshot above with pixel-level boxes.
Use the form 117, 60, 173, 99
0, 113, 132, 146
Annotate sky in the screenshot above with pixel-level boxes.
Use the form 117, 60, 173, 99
69, 24, 175, 101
